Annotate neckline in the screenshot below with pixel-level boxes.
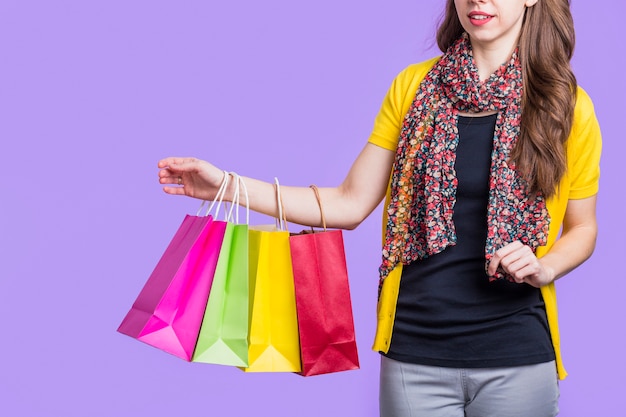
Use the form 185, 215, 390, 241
458, 113, 498, 125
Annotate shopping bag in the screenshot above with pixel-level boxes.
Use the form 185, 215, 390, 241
242, 178, 301, 372
290, 185, 359, 376
117, 173, 231, 361
193, 174, 250, 366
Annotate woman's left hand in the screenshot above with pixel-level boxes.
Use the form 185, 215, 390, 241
487, 241, 555, 288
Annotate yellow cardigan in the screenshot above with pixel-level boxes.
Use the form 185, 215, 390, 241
368, 57, 602, 380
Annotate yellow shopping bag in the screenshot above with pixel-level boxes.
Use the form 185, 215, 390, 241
241, 179, 301, 373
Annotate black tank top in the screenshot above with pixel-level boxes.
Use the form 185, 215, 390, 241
385, 114, 555, 368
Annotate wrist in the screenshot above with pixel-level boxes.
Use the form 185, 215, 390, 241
539, 259, 558, 286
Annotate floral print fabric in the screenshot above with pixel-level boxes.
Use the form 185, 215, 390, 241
379, 33, 549, 287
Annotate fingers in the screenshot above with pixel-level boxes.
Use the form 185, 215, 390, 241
157, 157, 222, 201
158, 168, 184, 189
157, 157, 198, 169
488, 241, 541, 284
158, 157, 198, 187
162, 185, 187, 195
158, 159, 188, 193
487, 241, 523, 276
159, 176, 183, 187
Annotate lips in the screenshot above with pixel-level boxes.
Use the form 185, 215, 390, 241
468, 11, 494, 26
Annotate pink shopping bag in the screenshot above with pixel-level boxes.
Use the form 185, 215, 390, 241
117, 173, 231, 361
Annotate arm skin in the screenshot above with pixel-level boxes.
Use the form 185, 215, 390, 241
487, 195, 598, 287
157, 142, 396, 230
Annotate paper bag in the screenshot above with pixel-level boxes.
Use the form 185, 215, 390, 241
290, 185, 359, 376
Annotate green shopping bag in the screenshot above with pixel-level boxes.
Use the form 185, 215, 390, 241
192, 174, 250, 366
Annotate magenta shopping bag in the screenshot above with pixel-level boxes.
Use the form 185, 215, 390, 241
117, 174, 231, 361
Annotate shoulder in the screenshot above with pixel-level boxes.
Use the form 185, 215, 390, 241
393, 56, 441, 87
535, 86, 601, 203
565, 85, 602, 196
383, 56, 441, 110
570, 86, 601, 143
573, 86, 596, 121
368, 56, 442, 151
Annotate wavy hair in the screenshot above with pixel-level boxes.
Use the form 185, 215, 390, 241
436, 0, 577, 198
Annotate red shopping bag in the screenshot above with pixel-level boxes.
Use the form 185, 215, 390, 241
289, 185, 360, 376
117, 173, 231, 361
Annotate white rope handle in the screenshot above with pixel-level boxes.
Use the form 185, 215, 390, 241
223, 172, 250, 224
274, 177, 287, 231
227, 171, 250, 224
226, 172, 240, 222
239, 175, 250, 225
196, 170, 230, 217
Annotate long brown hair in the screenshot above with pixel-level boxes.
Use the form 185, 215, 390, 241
436, 0, 576, 198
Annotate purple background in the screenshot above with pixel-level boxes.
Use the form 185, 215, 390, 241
1, 1, 623, 416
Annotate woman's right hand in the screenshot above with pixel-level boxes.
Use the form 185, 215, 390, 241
158, 157, 226, 201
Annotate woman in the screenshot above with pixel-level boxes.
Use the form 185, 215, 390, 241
158, 0, 601, 415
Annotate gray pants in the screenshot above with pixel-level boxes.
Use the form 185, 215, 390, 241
379, 356, 559, 417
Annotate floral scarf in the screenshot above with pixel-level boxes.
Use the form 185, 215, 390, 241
379, 33, 549, 288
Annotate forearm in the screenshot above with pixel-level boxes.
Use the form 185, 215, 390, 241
223, 176, 343, 228
537, 195, 598, 284
538, 222, 598, 283
230, 177, 383, 230
226, 143, 394, 230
